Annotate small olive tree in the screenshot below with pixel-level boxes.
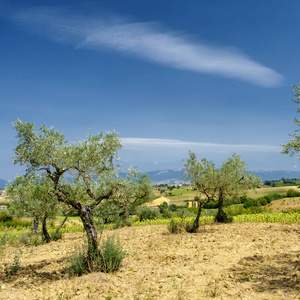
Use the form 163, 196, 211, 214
6, 174, 72, 242
183, 152, 219, 230
215, 153, 261, 222
6, 175, 60, 242
12, 120, 151, 265
184, 151, 260, 229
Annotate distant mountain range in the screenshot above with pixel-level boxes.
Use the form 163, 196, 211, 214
0, 179, 8, 189
145, 169, 300, 184
2, 169, 300, 188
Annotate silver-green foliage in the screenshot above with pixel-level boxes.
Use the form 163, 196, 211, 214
4, 250, 22, 276
282, 83, 300, 157
11, 120, 151, 264
184, 152, 261, 225
99, 234, 126, 273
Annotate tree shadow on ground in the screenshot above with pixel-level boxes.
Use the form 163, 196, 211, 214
230, 251, 300, 294
1, 257, 69, 287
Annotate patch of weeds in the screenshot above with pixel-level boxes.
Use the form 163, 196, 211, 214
19, 230, 31, 245
56, 292, 72, 300
4, 250, 22, 276
184, 220, 195, 233
210, 287, 219, 298
68, 234, 126, 276
0, 231, 10, 246
168, 218, 185, 234
30, 234, 44, 246
68, 244, 86, 276
51, 230, 63, 241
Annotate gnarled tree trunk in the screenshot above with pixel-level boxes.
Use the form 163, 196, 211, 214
192, 204, 203, 231
78, 206, 101, 264
42, 217, 51, 243
215, 193, 230, 223
55, 213, 69, 235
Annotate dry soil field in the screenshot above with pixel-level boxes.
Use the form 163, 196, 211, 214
0, 223, 299, 300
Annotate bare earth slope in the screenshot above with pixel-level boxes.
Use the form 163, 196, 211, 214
0, 223, 299, 299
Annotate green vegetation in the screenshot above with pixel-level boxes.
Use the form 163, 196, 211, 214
183, 152, 260, 229
282, 83, 300, 158
68, 234, 126, 276
4, 250, 22, 277
1, 105, 300, 279
10, 120, 152, 272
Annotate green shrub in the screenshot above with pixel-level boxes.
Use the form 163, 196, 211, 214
0, 210, 13, 222
286, 189, 300, 197
168, 218, 184, 234
68, 235, 126, 276
187, 207, 199, 214
239, 196, 248, 203
258, 198, 268, 206
68, 245, 86, 276
99, 234, 126, 273
224, 197, 241, 206
243, 199, 258, 209
0, 219, 31, 229
4, 250, 21, 276
168, 218, 196, 233
175, 208, 195, 218
168, 204, 178, 212
225, 204, 247, 216
183, 220, 195, 232
0, 232, 11, 246
136, 207, 160, 222
158, 201, 169, 213
203, 201, 218, 209
50, 230, 63, 241
162, 210, 175, 219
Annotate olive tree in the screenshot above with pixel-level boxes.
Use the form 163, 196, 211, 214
282, 83, 300, 157
215, 153, 260, 222
184, 151, 260, 229
12, 120, 151, 265
183, 152, 219, 230
6, 174, 72, 242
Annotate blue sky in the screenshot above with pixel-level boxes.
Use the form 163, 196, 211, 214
1, 0, 300, 180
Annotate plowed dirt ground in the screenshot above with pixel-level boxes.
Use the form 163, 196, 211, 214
0, 223, 299, 299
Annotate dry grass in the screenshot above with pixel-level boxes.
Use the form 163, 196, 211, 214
164, 186, 300, 207
247, 186, 300, 199
269, 197, 300, 212
0, 223, 299, 299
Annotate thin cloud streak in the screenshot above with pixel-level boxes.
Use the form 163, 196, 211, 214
12, 6, 284, 87
121, 138, 281, 153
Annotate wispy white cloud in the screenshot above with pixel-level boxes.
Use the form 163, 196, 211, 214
12, 6, 284, 87
121, 138, 281, 153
